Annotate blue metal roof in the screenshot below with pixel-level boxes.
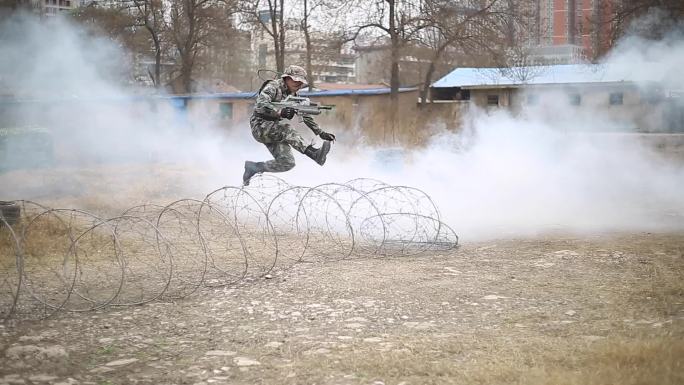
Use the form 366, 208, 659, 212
183, 87, 418, 99
165, 92, 256, 100
432, 64, 658, 88
302, 87, 417, 96
0, 87, 417, 105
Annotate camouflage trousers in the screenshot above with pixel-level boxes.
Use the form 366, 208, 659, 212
250, 118, 308, 172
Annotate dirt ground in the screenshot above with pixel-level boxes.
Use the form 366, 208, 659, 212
1, 231, 683, 385
1, 163, 683, 384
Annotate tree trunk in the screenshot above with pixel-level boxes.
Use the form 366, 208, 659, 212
388, 0, 398, 144
180, 0, 196, 93
419, 61, 436, 108
419, 44, 447, 108
268, 1, 281, 72
303, 0, 314, 89
154, 39, 161, 87
277, 0, 285, 72
149, 29, 161, 87
181, 53, 193, 93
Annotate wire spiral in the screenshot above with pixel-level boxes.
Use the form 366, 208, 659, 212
0, 176, 458, 321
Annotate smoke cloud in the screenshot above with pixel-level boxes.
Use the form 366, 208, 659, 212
1, 13, 683, 240
285, 27, 684, 239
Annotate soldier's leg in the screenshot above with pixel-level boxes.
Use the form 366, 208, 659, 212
262, 142, 295, 172
279, 124, 331, 166
277, 124, 308, 154
244, 122, 328, 185
244, 120, 280, 185
243, 142, 295, 186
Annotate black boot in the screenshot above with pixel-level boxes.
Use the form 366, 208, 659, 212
304, 141, 331, 166
243, 161, 265, 186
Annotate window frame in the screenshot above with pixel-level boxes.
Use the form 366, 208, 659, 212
487, 94, 499, 106
568, 93, 581, 106
609, 92, 624, 106
219, 102, 234, 120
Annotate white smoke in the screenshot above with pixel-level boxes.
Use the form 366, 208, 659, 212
0, 13, 258, 199
281, 26, 684, 239
1, 12, 683, 240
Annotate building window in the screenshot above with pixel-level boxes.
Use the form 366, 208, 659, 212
526, 94, 538, 105
219, 102, 233, 120
258, 10, 271, 23
487, 94, 499, 106
456, 90, 470, 101
258, 44, 267, 68
569, 93, 581, 106
609, 92, 623, 105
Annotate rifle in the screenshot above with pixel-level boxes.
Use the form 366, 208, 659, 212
272, 95, 334, 116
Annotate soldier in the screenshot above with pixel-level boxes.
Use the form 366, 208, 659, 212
243, 65, 336, 186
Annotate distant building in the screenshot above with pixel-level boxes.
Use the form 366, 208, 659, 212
429, 64, 684, 133
251, 12, 356, 86
533, 0, 615, 62
0, 0, 74, 18
354, 40, 491, 88
41, 0, 79, 16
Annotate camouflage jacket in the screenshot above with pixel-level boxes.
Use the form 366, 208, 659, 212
252, 78, 322, 135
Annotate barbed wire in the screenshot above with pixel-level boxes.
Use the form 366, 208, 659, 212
0, 176, 458, 321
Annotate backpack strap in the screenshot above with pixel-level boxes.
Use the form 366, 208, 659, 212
256, 79, 274, 97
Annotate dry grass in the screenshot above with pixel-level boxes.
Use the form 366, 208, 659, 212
276, 331, 684, 385
263, 241, 684, 385
0, 227, 20, 266
640, 258, 684, 317
1, 163, 206, 217
274, 334, 682, 385
1, 214, 79, 264
521, 337, 684, 385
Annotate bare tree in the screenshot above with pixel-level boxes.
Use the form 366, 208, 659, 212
297, 0, 350, 88
241, 0, 286, 72
197, 5, 252, 90
72, 4, 151, 68
167, 0, 237, 93
494, 45, 549, 82
72, 4, 137, 43
343, 0, 430, 142
417, 0, 503, 106
73, 1, 171, 87
478, 0, 550, 82
301, 0, 314, 87
345, 1, 431, 93
123, 0, 166, 87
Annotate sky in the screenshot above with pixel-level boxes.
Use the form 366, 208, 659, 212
1, 12, 683, 241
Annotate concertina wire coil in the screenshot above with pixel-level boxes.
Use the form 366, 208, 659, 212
0, 175, 458, 321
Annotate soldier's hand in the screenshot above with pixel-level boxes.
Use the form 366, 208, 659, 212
319, 131, 336, 142
280, 107, 296, 119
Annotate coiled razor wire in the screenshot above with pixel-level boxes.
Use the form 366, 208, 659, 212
0, 176, 458, 321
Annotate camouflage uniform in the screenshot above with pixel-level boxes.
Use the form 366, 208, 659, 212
249, 78, 323, 173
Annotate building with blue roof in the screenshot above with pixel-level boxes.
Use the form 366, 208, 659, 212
431, 64, 660, 89
428, 64, 683, 133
